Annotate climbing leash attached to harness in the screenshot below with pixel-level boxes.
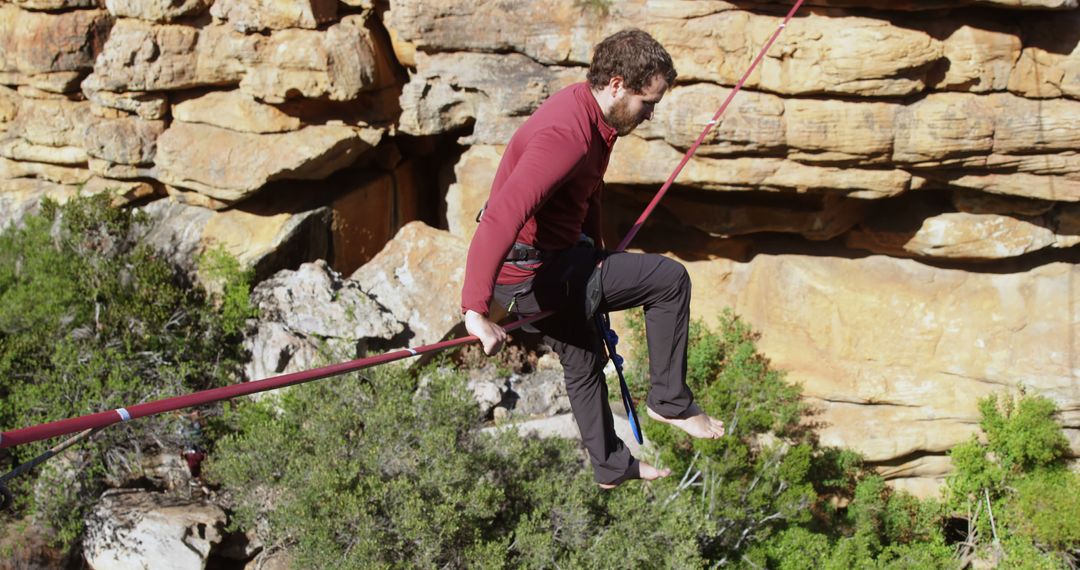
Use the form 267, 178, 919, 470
595, 312, 643, 445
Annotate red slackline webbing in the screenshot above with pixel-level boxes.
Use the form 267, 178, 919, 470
0, 0, 803, 450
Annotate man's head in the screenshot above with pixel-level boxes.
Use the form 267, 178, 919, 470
588, 29, 677, 136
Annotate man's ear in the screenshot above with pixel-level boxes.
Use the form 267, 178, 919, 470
607, 75, 625, 96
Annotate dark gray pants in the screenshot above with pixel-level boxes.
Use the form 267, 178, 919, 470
493, 247, 694, 485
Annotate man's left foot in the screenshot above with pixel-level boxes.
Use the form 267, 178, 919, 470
646, 403, 725, 439
598, 461, 671, 489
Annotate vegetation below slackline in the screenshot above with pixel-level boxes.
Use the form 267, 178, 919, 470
0, 195, 251, 547
1, 196, 1077, 568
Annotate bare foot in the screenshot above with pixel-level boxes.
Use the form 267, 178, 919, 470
647, 403, 725, 439
598, 461, 671, 489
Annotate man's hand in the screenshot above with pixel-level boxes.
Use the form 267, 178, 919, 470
464, 310, 508, 356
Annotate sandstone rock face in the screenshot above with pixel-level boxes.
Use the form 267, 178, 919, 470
0, 180, 77, 225
351, 221, 469, 347
3, 96, 91, 151
82, 20, 255, 93
0, 6, 110, 92
446, 145, 501, 241
676, 253, 1079, 490
83, 14, 394, 101
103, 0, 212, 22
155, 123, 370, 203
83, 490, 227, 570
239, 15, 396, 103
172, 91, 302, 134
848, 211, 1079, 259
211, 0, 337, 32
83, 115, 166, 166
398, 51, 581, 145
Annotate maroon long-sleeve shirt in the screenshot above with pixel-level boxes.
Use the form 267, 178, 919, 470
461, 82, 618, 316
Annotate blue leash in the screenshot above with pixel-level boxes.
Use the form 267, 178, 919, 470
595, 312, 643, 445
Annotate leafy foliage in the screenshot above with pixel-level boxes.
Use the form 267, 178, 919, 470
197, 245, 257, 335
0, 195, 247, 544
207, 364, 708, 568
947, 392, 1078, 568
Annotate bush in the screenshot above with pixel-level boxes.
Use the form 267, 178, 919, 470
0, 195, 247, 545
947, 392, 1078, 568
1007, 469, 1080, 554
206, 363, 709, 568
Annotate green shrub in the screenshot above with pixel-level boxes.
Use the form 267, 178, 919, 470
197, 245, 257, 335
622, 309, 844, 563
978, 394, 1068, 474
0, 195, 247, 545
1006, 469, 1080, 553
207, 363, 708, 568
947, 393, 1077, 567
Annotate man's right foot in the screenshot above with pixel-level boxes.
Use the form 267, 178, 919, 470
647, 403, 725, 439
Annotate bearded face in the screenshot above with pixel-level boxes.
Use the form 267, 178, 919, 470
608, 95, 646, 136
605, 74, 668, 137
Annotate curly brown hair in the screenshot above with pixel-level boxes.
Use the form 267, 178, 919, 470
587, 29, 677, 92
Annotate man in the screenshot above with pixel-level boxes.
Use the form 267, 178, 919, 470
462, 29, 725, 489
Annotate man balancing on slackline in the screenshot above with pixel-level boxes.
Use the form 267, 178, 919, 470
461, 28, 725, 489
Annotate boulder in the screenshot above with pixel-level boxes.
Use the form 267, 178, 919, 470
138, 198, 331, 281
83, 490, 227, 570
244, 260, 403, 381
351, 221, 469, 348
